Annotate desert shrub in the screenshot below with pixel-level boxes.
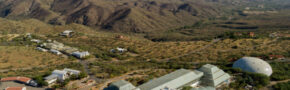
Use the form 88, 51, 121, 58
70, 74, 79, 80
78, 72, 88, 79
56, 62, 83, 70
33, 75, 48, 86
270, 62, 290, 81
182, 86, 192, 90
95, 52, 112, 60
283, 51, 290, 57
230, 71, 270, 89
273, 81, 290, 90
127, 47, 139, 54
52, 84, 61, 89
93, 62, 129, 77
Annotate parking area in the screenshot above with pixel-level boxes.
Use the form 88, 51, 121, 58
0, 81, 47, 90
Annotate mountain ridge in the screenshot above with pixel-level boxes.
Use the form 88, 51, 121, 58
0, 0, 288, 32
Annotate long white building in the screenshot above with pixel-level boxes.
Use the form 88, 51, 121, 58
105, 64, 231, 90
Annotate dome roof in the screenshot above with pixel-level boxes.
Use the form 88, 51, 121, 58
233, 57, 272, 76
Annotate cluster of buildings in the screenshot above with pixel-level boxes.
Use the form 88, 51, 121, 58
27, 30, 89, 59
0, 77, 38, 90
35, 40, 90, 59
44, 68, 81, 85
105, 57, 274, 90
105, 64, 231, 90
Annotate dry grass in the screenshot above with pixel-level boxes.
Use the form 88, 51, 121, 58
182, 38, 290, 62
0, 46, 71, 69
0, 18, 99, 35
54, 33, 289, 62
55, 35, 209, 60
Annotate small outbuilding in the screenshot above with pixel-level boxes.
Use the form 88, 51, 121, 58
60, 30, 74, 37
105, 80, 136, 90
45, 70, 68, 85
64, 68, 81, 76
44, 74, 58, 85
36, 47, 48, 52
49, 49, 62, 55
110, 47, 127, 53
51, 70, 69, 81
72, 51, 90, 59
30, 39, 41, 43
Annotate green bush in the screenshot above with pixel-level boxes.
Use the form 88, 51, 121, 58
270, 62, 290, 81
127, 47, 139, 54
79, 72, 88, 79
229, 70, 270, 89
33, 76, 48, 86
273, 81, 290, 90
182, 86, 192, 90
95, 52, 112, 60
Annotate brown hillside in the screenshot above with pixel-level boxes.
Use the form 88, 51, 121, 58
0, 0, 224, 32
1, 0, 288, 32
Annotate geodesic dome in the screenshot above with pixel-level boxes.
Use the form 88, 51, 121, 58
233, 57, 273, 76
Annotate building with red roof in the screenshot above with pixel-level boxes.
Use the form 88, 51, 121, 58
269, 55, 285, 60
0, 77, 31, 84
5, 87, 26, 90
248, 32, 255, 37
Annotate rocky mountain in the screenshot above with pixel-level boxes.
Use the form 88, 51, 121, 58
0, 0, 288, 32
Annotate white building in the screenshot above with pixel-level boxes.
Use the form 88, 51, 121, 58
137, 69, 204, 90
105, 80, 136, 90
45, 69, 81, 85
52, 70, 69, 81
72, 51, 90, 59
44, 74, 58, 85
111, 47, 127, 53
106, 64, 231, 90
36, 47, 48, 52
42, 41, 64, 50
49, 49, 62, 55
60, 30, 74, 37
64, 68, 81, 76
45, 70, 68, 85
30, 39, 41, 43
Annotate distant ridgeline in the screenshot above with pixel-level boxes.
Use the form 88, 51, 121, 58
0, 0, 288, 33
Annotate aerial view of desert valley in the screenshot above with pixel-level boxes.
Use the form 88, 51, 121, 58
0, 0, 289, 90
